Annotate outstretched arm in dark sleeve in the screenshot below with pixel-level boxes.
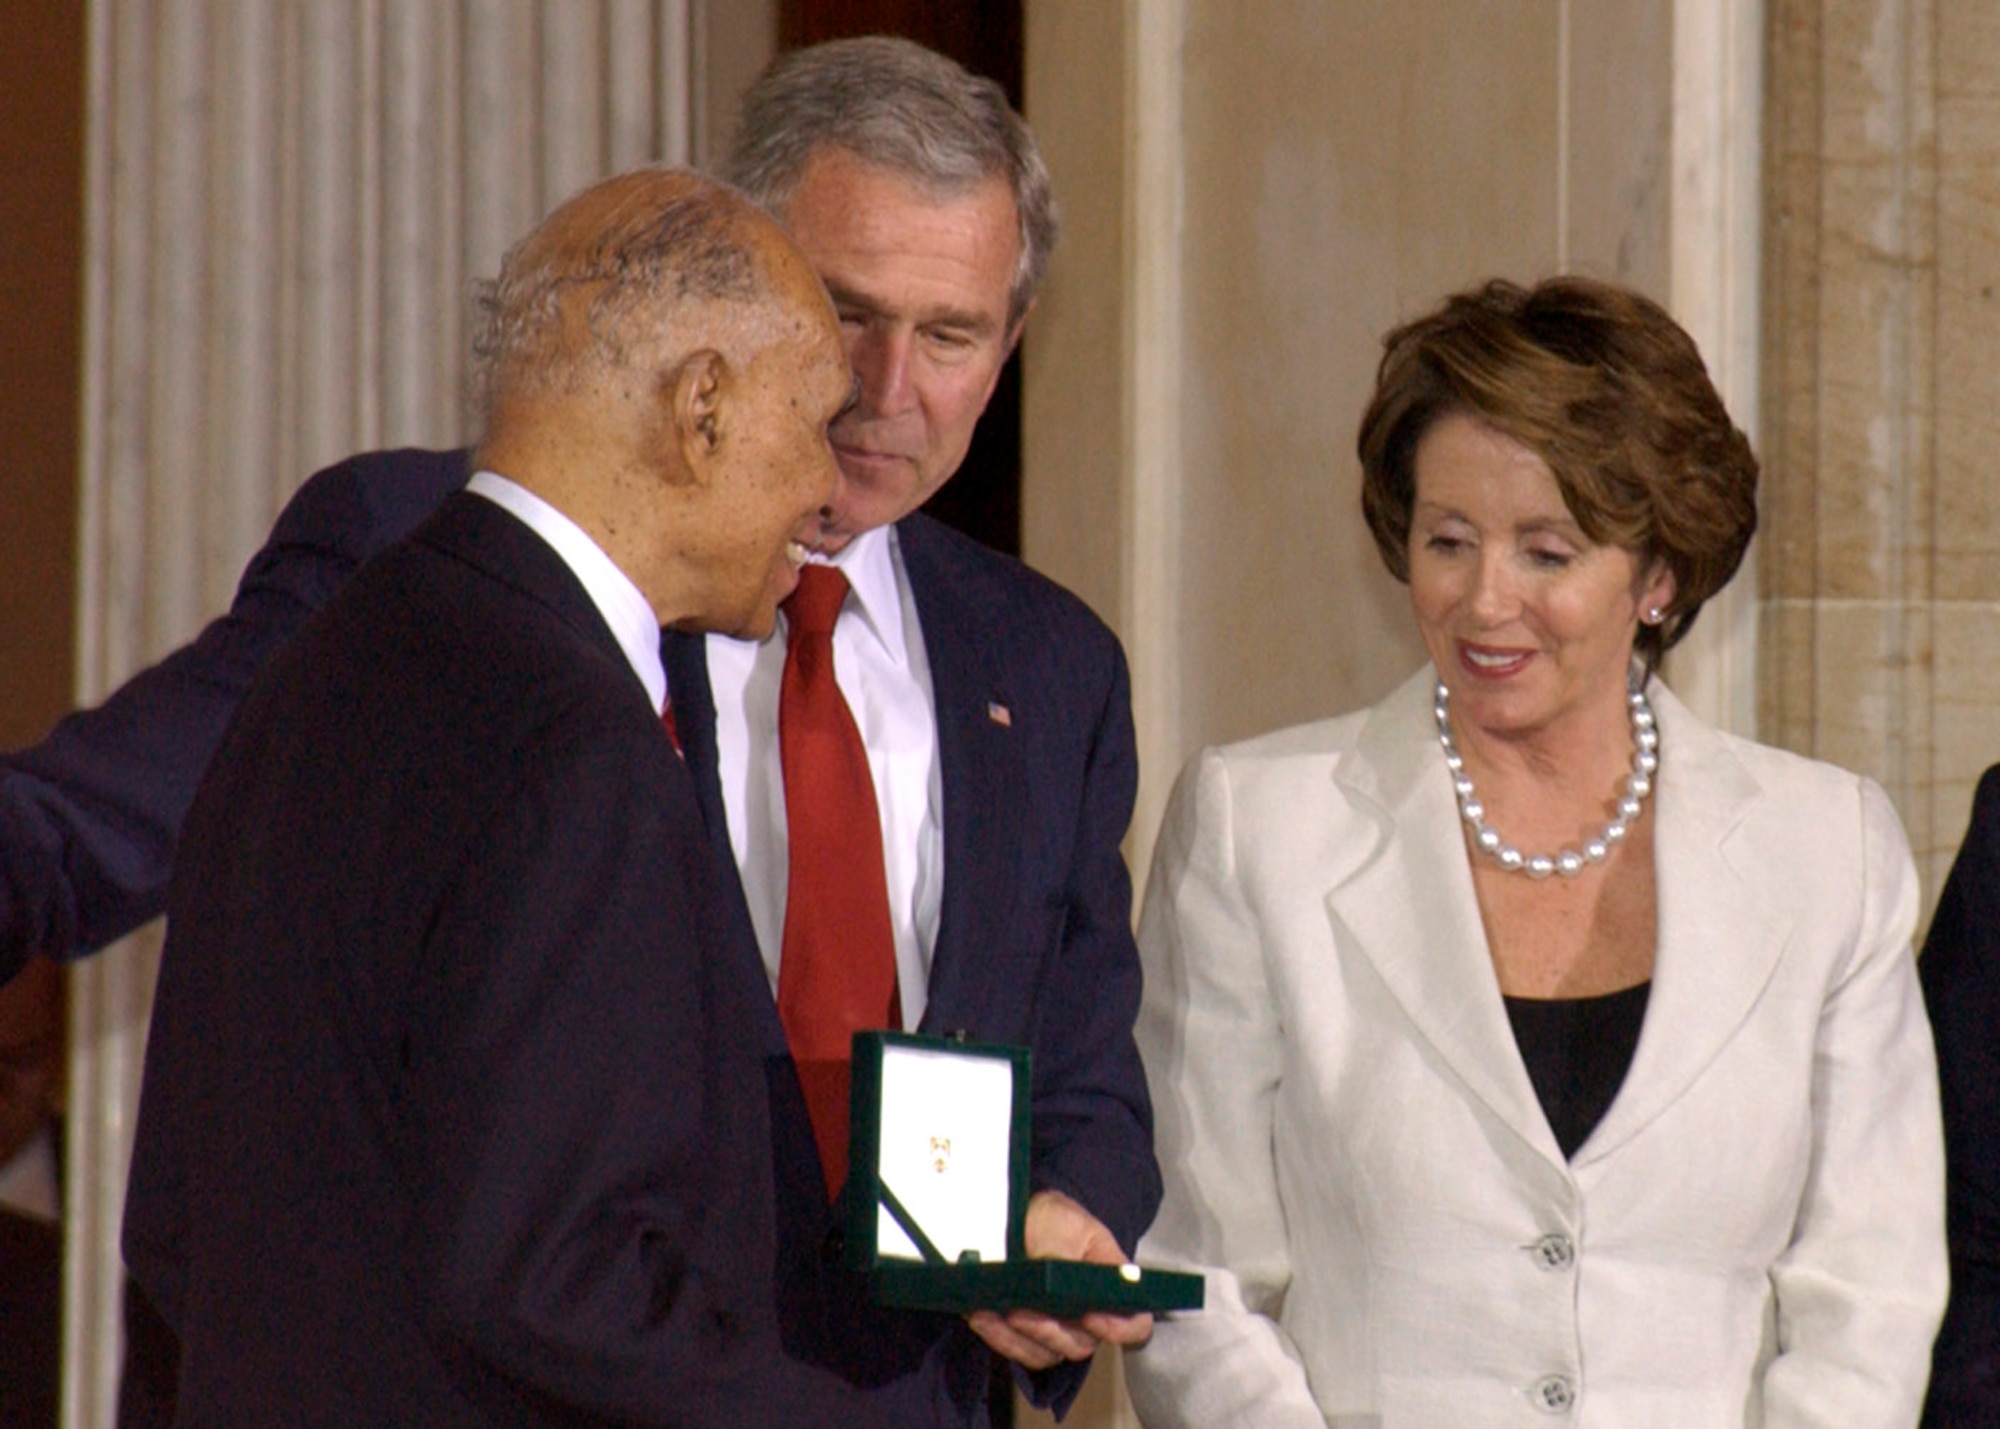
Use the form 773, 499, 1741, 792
0, 448, 465, 978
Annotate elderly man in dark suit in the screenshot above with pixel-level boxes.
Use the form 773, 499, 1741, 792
120, 166, 884, 1426
3, 36, 1158, 1427
1922, 764, 2000, 1427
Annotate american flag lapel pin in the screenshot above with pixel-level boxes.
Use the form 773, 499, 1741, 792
987, 700, 1012, 728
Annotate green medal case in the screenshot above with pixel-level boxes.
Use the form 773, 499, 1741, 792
846, 1030, 1203, 1317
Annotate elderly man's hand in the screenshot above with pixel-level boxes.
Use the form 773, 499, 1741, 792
964, 1188, 1155, 1371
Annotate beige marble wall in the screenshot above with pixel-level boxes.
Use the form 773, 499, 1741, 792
1763, 0, 2000, 913
1026, 0, 1681, 904
1171, 0, 1677, 756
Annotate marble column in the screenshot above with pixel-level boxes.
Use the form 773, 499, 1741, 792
66, 4, 697, 1421
1762, 0, 2000, 909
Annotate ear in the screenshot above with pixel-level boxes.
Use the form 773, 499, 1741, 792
982, 300, 1035, 406
1001, 299, 1034, 362
1638, 559, 1678, 624
671, 350, 726, 479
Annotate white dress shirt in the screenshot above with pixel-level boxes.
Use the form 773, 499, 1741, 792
707, 524, 943, 1029
466, 471, 667, 713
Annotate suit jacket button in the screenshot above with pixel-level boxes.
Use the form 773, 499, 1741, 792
822, 1227, 846, 1264
1529, 1233, 1575, 1270
1531, 1374, 1575, 1413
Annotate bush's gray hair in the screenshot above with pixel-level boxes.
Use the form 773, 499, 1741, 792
471, 173, 765, 423
723, 36, 1057, 331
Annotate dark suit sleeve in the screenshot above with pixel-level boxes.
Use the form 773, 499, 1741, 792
404, 710, 885, 1428
0, 449, 463, 980
1025, 635, 1162, 1255
1921, 764, 2000, 1424
1015, 630, 1162, 1419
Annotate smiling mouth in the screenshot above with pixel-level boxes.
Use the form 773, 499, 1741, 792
833, 437, 917, 463
1460, 644, 1532, 675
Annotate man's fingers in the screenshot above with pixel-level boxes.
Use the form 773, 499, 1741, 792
965, 1308, 1097, 1369
1080, 1309, 1154, 1347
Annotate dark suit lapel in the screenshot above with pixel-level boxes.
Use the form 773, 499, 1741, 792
421, 493, 629, 677
664, 626, 839, 1288
659, 630, 791, 1058
896, 516, 1026, 1033
659, 631, 729, 855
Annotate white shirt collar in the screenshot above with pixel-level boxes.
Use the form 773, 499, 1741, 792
810, 523, 908, 669
465, 470, 668, 713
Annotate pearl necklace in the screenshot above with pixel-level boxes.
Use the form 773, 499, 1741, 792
1434, 679, 1659, 879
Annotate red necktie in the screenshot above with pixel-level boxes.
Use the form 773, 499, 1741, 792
776, 565, 899, 1198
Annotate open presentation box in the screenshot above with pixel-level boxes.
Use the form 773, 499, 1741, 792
847, 1030, 1203, 1318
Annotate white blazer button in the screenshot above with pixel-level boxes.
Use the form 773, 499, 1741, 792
1530, 1233, 1575, 1270
1532, 1374, 1576, 1412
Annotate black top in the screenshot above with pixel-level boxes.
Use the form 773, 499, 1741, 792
1504, 981, 1651, 1159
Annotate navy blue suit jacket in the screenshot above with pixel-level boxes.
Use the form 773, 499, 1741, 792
1922, 763, 2000, 1426
121, 491, 882, 1425
665, 509, 1158, 1424
13, 448, 1159, 1425
0, 448, 470, 974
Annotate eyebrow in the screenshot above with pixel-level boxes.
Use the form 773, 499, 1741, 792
821, 278, 998, 339
1412, 502, 1586, 539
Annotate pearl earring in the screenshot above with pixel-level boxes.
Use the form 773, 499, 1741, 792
1645, 606, 1664, 625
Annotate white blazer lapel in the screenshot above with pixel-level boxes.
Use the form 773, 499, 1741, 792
1322, 670, 1565, 1166
1576, 680, 1792, 1164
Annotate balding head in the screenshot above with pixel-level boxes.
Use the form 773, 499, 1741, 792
472, 168, 773, 421
469, 167, 853, 640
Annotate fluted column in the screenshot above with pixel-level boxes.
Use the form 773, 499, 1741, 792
1762, 0, 2000, 907
66, 5, 698, 1422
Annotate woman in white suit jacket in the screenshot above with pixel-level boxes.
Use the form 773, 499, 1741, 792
1126, 278, 1946, 1428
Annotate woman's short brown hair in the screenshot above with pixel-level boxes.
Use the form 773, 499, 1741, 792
1356, 276, 1757, 671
